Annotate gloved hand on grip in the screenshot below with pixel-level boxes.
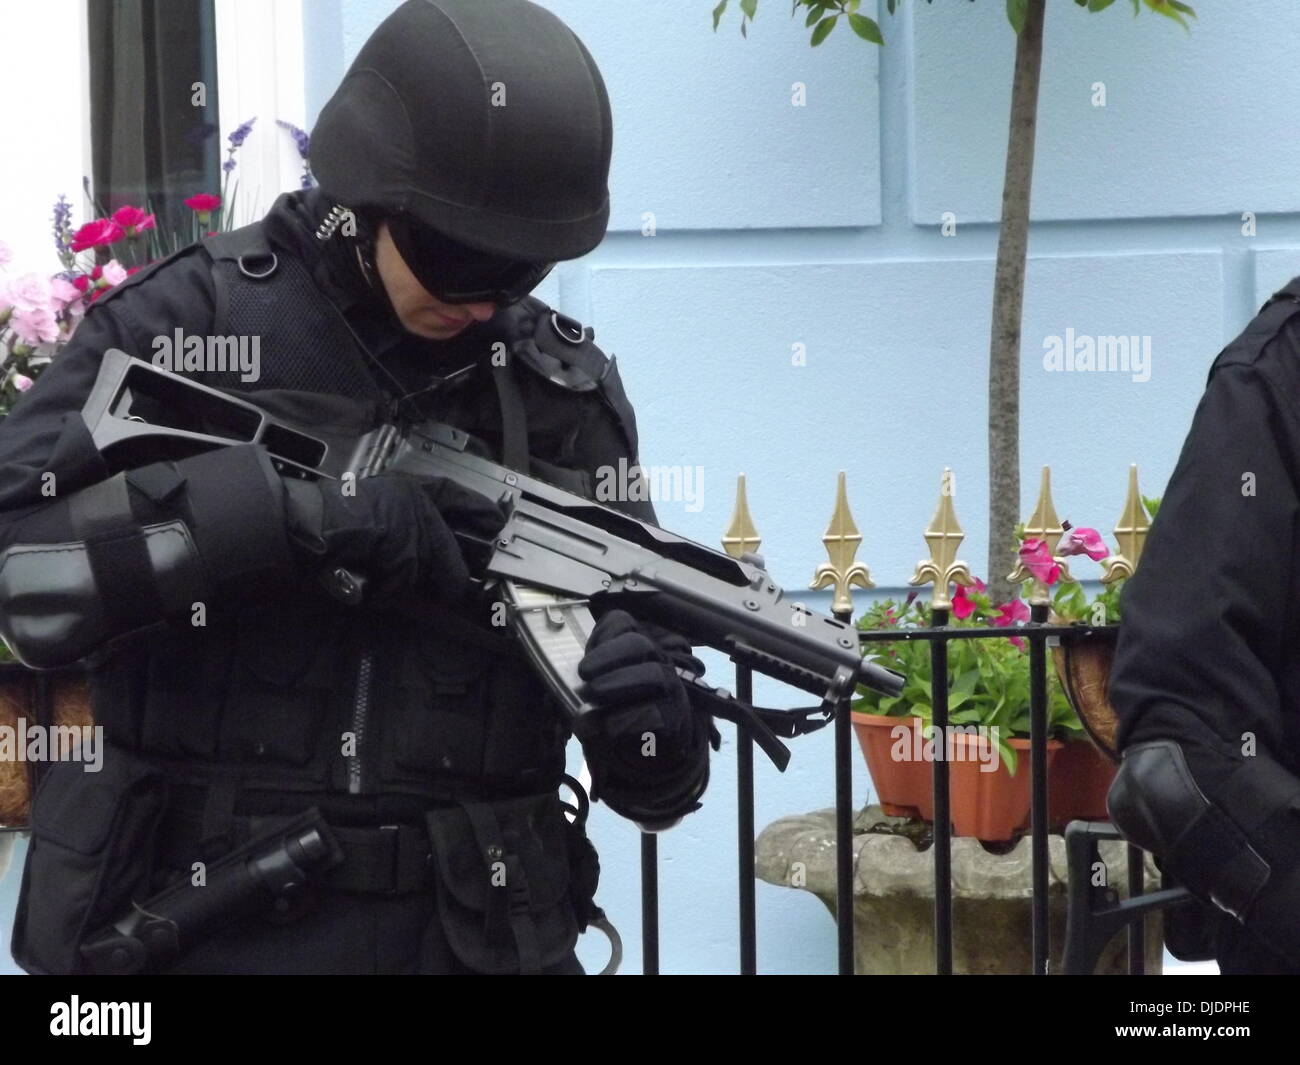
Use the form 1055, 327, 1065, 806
576, 608, 716, 828
284, 472, 507, 606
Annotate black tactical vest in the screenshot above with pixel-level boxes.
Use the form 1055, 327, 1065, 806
91, 219, 645, 822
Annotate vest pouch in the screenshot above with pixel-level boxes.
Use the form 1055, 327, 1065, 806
424, 793, 579, 973
391, 647, 493, 779
10, 745, 168, 974
228, 598, 344, 766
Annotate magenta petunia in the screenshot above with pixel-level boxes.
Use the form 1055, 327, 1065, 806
1059, 525, 1109, 561
70, 218, 125, 252
1018, 538, 1060, 585
991, 598, 1030, 627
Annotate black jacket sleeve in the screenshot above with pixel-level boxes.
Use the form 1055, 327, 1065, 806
0, 251, 300, 667
1109, 336, 1300, 764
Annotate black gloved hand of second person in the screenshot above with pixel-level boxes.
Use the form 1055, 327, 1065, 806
285, 472, 507, 606
576, 609, 713, 817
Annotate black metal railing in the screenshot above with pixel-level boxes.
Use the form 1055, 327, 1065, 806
634, 611, 1167, 975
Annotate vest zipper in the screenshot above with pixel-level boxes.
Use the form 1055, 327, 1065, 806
347, 649, 374, 794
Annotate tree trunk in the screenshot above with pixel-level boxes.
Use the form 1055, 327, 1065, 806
986, 0, 1046, 605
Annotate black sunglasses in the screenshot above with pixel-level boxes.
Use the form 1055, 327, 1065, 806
387, 213, 554, 307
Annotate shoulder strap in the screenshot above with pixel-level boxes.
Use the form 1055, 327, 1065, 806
499, 298, 642, 459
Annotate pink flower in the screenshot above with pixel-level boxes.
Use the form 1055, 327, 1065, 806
989, 598, 1030, 651
110, 206, 155, 236
951, 577, 987, 620
1059, 525, 1109, 561
13, 374, 33, 392
991, 598, 1030, 627
1018, 538, 1060, 585
101, 260, 128, 286
952, 584, 976, 620
70, 218, 125, 252
0, 239, 11, 270
4, 273, 53, 314
49, 278, 81, 309
185, 194, 222, 213
10, 306, 60, 344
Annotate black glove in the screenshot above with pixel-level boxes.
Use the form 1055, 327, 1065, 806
576, 608, 713, 826
284, 473, 507, 606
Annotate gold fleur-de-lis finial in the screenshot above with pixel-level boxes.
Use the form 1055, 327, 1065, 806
810, 471, 874, 616
908, 468, 973, 611
1102, 464, 1150, 584
1007, 465, 1075, 606
721, 473, 761, 559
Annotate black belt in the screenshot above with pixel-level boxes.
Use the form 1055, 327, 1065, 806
159, 809, 433, 896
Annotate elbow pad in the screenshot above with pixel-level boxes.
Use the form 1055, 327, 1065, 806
1109, 735, 1300, 966
0, 445, 295, 668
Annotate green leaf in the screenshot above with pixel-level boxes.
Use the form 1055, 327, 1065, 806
712, 0, 729, 31
1006, 0, 1028, 34
810, 13, 837, 45
740, 0, 758, 18
1142, 0, 1194, 28
805, 4, 826, 26
1087, 0, 1117, 10
847, 13, 883, 44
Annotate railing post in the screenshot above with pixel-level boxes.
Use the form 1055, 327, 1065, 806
930, 609, 953, 975
641, 832, 659, 975
736, 666, 757, 975
1029, 603, 1050, 974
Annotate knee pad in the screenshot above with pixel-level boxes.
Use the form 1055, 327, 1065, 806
1108, 737, 1300, 966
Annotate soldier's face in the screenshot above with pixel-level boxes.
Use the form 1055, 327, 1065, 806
374, 222, 498, 340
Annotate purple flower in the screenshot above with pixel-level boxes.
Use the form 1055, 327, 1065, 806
276, 119, 310, 159
227, 117, 257, 150
51, 194, 73, 258
221, 117, 257, 177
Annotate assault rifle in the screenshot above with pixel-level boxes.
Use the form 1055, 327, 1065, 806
81, 350, 903, 770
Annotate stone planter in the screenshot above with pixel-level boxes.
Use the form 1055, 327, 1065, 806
756, 805, 1163, 975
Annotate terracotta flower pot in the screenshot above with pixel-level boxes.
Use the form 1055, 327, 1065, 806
948, 734, 1062, 843
1048, 738, 1117, 830
851, 711, 934, 820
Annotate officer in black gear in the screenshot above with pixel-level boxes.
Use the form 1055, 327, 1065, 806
1107, 277, 1300, 975
0, 0, 714, 974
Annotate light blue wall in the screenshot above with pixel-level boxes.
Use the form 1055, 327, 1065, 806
6, 0, 1294, 976
307, 0, 1300, 975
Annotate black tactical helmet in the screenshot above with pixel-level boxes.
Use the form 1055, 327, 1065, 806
310, 0, 613, 263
